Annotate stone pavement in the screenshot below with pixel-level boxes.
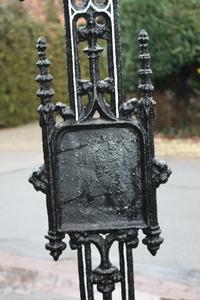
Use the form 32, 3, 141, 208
0, 121, 200, 158
0, 251, 199, 300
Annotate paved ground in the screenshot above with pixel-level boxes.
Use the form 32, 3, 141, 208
0, 122, 200, 158
0, 123, 200, 299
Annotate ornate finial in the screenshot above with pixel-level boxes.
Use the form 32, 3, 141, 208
138, 29, 156, 119
33, 37, 66, 260
36, 37, 55, 116
63, 0, 122, 121
45, 232, 66, 261
138, 30, 171, 256
142, 226, 164, 256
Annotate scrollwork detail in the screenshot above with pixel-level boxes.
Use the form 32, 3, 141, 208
119, 98, 139, 118
152, 158, 172, 188
69, 230, 138, 294
28, 164, 48, 194
55, 102, 75, 120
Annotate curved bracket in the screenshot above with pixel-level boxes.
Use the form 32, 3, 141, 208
28, 164, 48, 194
119, 98, 139, 118
55, 102, 75, 120
152, 158, 172, 188
69, 230, 139, 294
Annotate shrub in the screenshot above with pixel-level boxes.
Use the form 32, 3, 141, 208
120, 0, 200, 133
0, 1, 108, 127
0, 2, 69, 127
120, 0, 200, 94
1, 0, 200, 133
0, 4, 38, 127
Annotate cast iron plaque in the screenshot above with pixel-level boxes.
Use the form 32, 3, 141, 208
29, 0, 171, 264
53, 121, 147, 232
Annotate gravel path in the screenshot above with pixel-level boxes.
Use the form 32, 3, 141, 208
0, 122, 199, 157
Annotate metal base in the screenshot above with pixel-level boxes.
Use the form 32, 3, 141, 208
69, 230, 139, 300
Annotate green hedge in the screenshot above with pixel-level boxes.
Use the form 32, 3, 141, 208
0, 2, 109, 127
120, 0, 200, 133
1, 1, 200, 133
120, 0, 200, 95
0, 3, 68, 127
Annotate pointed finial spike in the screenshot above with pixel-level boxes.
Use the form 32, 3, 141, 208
36, 36, 55, 104
37, 36, 46, 44
138, 29, 149, 43
139, 29, 149, 37
138, 29, 155, 119
36, 36, 47, 51
45, 232, 67, 261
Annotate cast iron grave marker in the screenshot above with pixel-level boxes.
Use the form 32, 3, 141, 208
22, 0, 172, 299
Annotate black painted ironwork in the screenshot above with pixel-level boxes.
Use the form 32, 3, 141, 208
23, 0, 172, 299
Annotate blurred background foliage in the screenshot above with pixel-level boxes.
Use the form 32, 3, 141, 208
0, 0, 200, 135
0, 1, 66, 127
120, 0, 200, 135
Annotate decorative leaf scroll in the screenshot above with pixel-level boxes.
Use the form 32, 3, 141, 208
76, 10, 115, 121
64, 0, 122, 120
119, 98, 139, 117
69, 230, 138, 296
152, 158, 172, 188
54, 102, 75, 120
29, 164, 48, 194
